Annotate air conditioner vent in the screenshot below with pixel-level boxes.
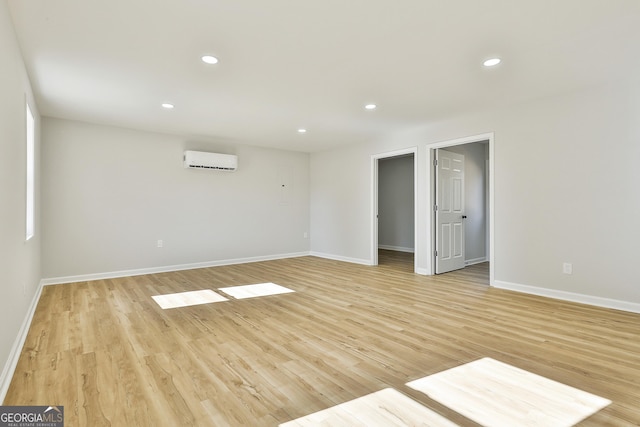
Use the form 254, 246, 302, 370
183, 151, 237, 171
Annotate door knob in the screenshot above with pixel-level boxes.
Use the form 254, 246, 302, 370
462, 215, 467, 219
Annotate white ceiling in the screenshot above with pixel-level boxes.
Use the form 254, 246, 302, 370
7, 0, 640, 152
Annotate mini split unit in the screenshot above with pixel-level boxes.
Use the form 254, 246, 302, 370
183, 150, 238, 171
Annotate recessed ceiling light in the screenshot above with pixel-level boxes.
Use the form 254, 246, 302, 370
201, 55, 219, 65
483, 58, 501, 67
297, 128, 307, 134
161, 103, 174, 109
364, 104, 377, 110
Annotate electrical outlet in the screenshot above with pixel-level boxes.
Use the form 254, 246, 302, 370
563, 262, 572, 274
157, 239, 163, 248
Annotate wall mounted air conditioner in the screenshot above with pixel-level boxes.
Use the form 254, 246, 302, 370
183, 151, 238, 171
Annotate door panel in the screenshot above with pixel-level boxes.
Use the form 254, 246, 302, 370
436, 149, 465, 274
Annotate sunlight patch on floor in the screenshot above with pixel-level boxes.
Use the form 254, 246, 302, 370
151, 289, 228, 309
219, 282, 295, 299
280, 388, 458, 427
407, 357, 611, 427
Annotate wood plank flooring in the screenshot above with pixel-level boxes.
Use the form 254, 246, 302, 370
5, 251, 640, 426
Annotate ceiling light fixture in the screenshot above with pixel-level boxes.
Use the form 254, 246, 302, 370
483, 58, 501, 67
364, 104, 377, 110
201, 55, 219, 65
161, 103, 174, 109
297, 128, 307, 134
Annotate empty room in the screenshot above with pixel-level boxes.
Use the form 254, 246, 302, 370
1, 0, 640, 426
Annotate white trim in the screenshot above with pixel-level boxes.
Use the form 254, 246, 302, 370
371, 147, 418, 272
378, 245, 415, 253
489, 136, 494, 286
426, 133, 494, 285
371, 155, 379, 267
0, 280, 44, 404
309, 251, 372, 266
41, 252, 310, 286
429, 133, 494, 149
494, 280, 640, 314
465, 257, 488, 266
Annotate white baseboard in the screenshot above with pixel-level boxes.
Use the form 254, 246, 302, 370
493, 280, 640, 314
41, 252, 310, 286
465, 257, 488, 266
0, 280, 44, 404
309, 251, 373, 266
378, 245, 415, 253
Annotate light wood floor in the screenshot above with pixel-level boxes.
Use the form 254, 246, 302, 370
5, 251, 640, 426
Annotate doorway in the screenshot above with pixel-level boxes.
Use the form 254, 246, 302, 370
428, 133, 494, 285
371, 147, 418, 272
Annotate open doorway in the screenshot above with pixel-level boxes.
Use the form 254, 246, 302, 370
428, 133, 494, 285
371, 147, 418, 272
378, 154, 415, 270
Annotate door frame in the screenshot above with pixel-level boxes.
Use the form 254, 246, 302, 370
371, 147, 418, 271
427, 133, 494, 285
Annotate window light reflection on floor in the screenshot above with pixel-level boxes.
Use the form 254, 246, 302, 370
219, 282, 295, 299
280, 388, 458, 427
406, 357, 611, 427
151, 289, 228, 309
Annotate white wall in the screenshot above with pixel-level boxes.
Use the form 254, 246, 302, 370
378, 155, 414, 252
0, 0, 41, 399
445, 143, 487, 263
310, 79, 640, 308
310, 144, 373, 264
42, 118, 310, 279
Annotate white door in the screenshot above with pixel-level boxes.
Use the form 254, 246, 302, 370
435, 149, 465, 274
